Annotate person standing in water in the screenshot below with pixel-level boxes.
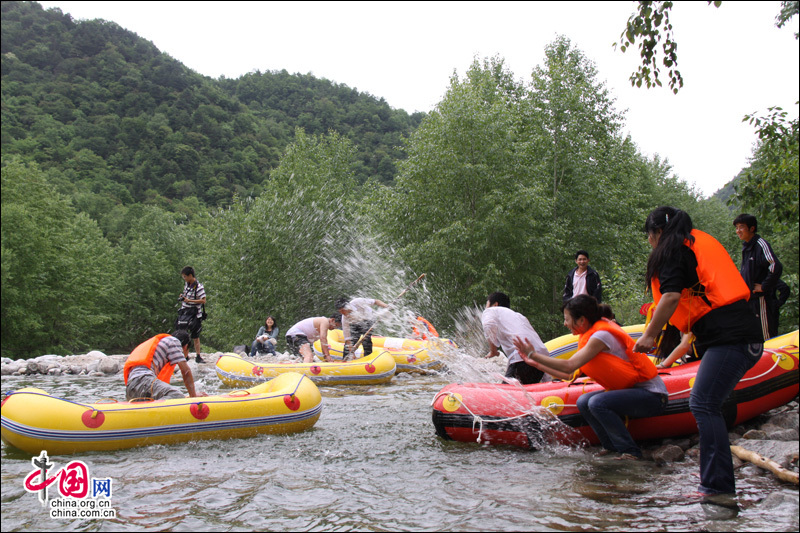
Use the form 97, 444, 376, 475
634, 206, 763, 497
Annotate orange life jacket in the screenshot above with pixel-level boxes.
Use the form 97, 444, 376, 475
651, 229, 750, 333
412, 316, 439, 340
578, 319, 658, 391
123, 334, 174, 385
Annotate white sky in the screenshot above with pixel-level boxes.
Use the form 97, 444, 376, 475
37, 1, 800, 197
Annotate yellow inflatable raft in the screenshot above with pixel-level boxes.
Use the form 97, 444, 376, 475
545, 323, 645, 359
0, 372, 322, 455
215, 351, 396, 388
312, 330, 452, 373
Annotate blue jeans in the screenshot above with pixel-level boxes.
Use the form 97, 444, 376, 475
577, 387, 666, 457
690, 343, 761, 495
250, 340, 276, 357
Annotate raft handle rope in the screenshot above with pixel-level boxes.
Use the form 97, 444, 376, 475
430, 391, 565, 443
5, 374, 311, 414
432, 345, 794, 441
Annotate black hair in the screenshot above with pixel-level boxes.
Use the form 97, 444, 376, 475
181, 266, 195, 277
575, 250, 589, 260
264, 315, 277, 332
330, 313, 342, 325
173, 329, 191, 348
598, 303, 615, 320
561, 294, 601, 325
644, 206, 694, 291
334, 297, 349, 310
487, 292, 510, 308
733, 213, 757, 233
654, 324, 682, 360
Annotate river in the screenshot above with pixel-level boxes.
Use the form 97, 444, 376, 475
2, 361, 798, 532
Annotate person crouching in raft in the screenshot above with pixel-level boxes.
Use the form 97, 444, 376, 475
514, 294, 667, 459
124, 330, 207, 401
632, 206, 763, 497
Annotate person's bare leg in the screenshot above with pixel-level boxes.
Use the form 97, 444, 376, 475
300, 344, 314, 364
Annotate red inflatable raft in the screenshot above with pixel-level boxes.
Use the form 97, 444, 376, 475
431, 330, 799, 448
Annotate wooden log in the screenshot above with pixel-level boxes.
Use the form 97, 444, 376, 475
730, 445, 799, 485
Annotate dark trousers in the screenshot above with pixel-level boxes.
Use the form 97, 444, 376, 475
345, 321, 374, 357
504, 361, 544, 385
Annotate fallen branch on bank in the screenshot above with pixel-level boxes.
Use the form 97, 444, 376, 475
730, 445, 799, 485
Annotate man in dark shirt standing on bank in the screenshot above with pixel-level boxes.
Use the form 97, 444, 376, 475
734, 214, 783, 340
562, 250, 603, 303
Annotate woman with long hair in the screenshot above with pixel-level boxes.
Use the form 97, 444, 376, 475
514, 294, 667, 459
249, 315, 279, 357
632, 206, 763, 497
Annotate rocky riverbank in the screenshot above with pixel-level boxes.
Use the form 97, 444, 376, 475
0, 351, 223, 377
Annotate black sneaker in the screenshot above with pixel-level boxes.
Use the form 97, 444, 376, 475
196, 354, 205, 364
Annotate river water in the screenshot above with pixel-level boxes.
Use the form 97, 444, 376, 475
2, 360, 798, 532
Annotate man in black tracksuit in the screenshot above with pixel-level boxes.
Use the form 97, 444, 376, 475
734, 214, 783, 339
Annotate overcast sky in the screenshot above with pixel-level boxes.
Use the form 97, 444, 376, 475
37, 1, 800, 197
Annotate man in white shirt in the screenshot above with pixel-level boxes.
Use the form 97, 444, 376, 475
482, 292, 550, 384
336, 297, 389, 359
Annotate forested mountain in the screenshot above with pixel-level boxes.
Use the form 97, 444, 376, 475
2, 2, 796, 359
1, 0, 423, 216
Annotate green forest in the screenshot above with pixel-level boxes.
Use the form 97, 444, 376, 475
2, 1, 798, 359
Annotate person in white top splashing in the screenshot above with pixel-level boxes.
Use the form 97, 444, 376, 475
336, 297, 389, 360
482, 291, 550, 384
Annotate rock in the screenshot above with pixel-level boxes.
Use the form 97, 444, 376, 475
768, 412, 799, 431
70, 365, 83, 375
761, 492, 799, 510
86, 350, 107, 358
98, 358, 120, 374
663, 437, 692, 451
37, 362, 54, 374
764, 428, 799, 442
743, 429, 768, 440
26, 361, 39, 373
652, 444, 685, 465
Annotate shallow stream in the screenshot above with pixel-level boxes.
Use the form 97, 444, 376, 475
2, 363, 798, 531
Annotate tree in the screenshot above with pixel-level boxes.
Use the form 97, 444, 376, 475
1, 158, 120, 357
615, 1, 722, 94
202, 129, 363, 350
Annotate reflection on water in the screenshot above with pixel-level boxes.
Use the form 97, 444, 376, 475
2, 366, 797, 532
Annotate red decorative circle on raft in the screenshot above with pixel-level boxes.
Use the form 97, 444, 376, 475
81, 410, 105, 428
310, 366, 321, 375
408, 356, 417, 363
365, 363, 376, 374
284, 394, 301, 410
190, 403, 210, 419
252, 366, 264, 376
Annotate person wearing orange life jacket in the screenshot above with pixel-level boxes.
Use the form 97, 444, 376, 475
124, 330, 206, 401
411, 316, 439, 340
633, 206, 762, 498
514, 294, 667, 459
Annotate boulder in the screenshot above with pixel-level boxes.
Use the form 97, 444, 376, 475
743, 429, 768, 440
652, 444, 685, 465
97, 358, 120, 374
86, 350, 107, 359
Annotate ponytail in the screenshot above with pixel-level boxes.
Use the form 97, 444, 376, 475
644, 206, 694, 290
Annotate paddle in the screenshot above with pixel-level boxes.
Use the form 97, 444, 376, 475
347, 273, 426, 356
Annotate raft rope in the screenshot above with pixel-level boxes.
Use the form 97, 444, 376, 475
4, 374, 309, 415
431, 344, 796, 443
